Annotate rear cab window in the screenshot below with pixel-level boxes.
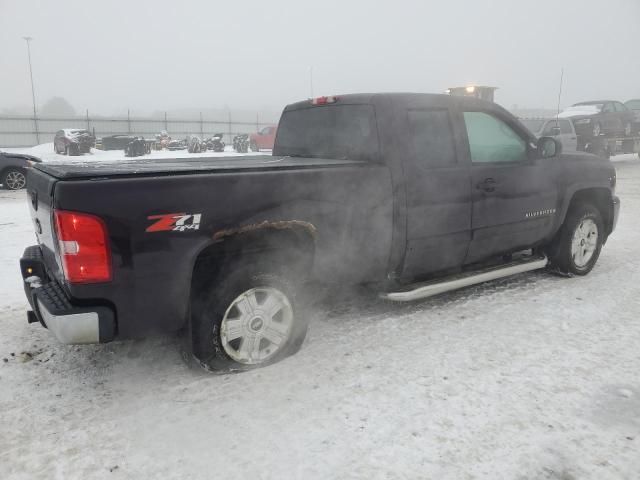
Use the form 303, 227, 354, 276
274, 104, 379, 161
406, 109, 457, 167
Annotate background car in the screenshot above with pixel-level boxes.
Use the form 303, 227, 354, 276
167, 139, 187, 151
624, 99, 640, 135
124, 137, 148, 157
520, 117, 578, 151
101, 134, 137, 150
0, 151, 40, 190
558, 100, 635, 140
249, 125, 277, 151
233, 133, 250, 153
53, 129, 95, 155
187, 135, 204, 153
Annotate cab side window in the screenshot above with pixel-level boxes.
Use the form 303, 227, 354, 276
463, 111, 527, 164
602, 103, 615, 113
407, 109, 456, 167
542, 120, 560, 136
560, 119, 573, 134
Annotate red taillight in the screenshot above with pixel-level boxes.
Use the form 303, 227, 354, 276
54, 210, 112, 284
311, 95, 339, 105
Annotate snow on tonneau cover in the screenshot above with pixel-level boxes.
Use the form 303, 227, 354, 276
34, 155, 366, 180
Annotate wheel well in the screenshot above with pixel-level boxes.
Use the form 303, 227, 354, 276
190, 225, 315, 301
1, 166, 26, 179
567, 188, 613, 235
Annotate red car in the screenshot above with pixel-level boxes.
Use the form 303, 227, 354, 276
249, 125, 277, 151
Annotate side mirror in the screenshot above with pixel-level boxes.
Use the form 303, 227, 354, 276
538, 136, 562, 158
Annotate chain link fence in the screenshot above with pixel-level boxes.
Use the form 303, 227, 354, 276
0, 112, 278, 148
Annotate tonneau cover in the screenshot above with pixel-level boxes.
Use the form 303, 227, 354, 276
35, 155, 365, 180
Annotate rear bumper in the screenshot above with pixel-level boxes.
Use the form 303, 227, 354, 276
20, 246, 115, 344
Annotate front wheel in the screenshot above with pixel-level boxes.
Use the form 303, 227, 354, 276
191, 267, 308, 372
547, 203, 604, 275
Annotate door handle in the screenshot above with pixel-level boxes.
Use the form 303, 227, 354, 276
477, 178, 498, 192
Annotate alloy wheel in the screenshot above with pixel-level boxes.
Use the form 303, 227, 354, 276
220, 287, 294, 365
571, 218, 598, 268
4, 170, 26, 190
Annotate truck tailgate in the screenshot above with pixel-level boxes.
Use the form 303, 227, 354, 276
25, 167, 64, 285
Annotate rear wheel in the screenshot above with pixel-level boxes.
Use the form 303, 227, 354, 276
547, 203, 604, 275
1, 169, 27, 190
191, 262, 308, 372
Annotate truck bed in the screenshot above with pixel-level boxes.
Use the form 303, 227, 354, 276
35, 155, 365, 180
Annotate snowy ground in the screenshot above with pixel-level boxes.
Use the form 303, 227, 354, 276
1, 155, 640, 480
2, 142, 264, 164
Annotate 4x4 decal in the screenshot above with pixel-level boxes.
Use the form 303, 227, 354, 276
146, 213, 202, 232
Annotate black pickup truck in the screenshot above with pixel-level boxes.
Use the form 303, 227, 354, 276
19, 93, 620, 371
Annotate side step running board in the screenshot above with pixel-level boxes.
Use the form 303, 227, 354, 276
381, 256, 548, 302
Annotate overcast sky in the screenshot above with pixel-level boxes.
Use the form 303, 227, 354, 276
1, 0, 639, 117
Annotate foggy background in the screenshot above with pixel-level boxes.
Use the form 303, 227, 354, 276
1, 0, 639, 118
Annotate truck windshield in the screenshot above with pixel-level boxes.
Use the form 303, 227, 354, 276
274, 104, 379, 161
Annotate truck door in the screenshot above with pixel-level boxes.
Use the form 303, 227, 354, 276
401, 107, 472, 278
460, 109, 558, 263
559, 119, 578, 151
542, 119, 577, 152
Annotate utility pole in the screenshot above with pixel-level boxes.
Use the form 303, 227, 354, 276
23, 36, 39, 144
555, 67, 564, 123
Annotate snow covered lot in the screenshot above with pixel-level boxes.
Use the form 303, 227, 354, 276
1, 154, 640, 480
2, 142, 261, 163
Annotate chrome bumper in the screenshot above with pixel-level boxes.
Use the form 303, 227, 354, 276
20, 245, 115, 345
36, 298, 101, 344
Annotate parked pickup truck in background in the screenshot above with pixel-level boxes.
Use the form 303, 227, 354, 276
20, 93, 619, 372
520, 117, 578, 152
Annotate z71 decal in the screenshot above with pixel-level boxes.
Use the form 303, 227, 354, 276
146, 213, 202, 232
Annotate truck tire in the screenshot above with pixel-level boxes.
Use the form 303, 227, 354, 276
191, 263, 308, 372
1, 168, 27, 190
547, 203, 604, 275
